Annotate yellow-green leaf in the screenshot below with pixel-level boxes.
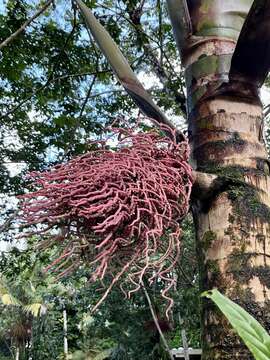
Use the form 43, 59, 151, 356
24, 303, 42, 317
1, 293, 20, 306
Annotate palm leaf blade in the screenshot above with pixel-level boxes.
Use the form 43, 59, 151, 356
1, 293, 20, 306
24, 303, 42, 317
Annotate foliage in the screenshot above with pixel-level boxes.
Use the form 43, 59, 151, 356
0, 244, 61, 359
170, 217, 201, 349
204, 289, 270, 360
0, 215, 200, 359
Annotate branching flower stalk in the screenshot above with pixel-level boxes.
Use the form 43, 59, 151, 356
19, 123, 193, 314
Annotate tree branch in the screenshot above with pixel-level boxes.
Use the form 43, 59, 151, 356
0, 209, 19, 233
78, 74, 97, 118
0, 0, 54, 50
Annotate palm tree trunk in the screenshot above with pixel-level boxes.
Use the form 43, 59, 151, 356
191, 92, 270, 358
166, 1, 270, 358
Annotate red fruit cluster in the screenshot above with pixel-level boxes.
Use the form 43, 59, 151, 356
19, 125, 193, 314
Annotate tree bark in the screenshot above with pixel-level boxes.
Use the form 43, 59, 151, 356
192, 96, 270, 359
166, 1, 270, 357
187, 43, 270, 358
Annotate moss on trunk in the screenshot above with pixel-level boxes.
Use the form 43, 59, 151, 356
187, 50, 270, 359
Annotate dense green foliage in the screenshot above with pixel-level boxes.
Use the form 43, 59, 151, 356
0, 217, 200, 359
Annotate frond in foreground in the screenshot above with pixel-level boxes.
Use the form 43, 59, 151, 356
19, 124, 193, 315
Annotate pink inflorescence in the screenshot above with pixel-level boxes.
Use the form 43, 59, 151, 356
19, 124, 193, 315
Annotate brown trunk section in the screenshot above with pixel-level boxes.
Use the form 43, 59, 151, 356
187, 45, 270, 358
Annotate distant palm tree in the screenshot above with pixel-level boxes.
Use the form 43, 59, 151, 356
0, 277, 47, 360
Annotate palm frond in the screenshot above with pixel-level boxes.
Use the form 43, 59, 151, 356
0, 278, 21, 306
23, 303, 43, 317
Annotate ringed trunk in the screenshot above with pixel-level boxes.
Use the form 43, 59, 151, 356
176, 3, 270, 358
191, 92, 270, 359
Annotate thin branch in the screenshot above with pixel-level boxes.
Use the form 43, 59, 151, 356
62, 71, 98, 157
0, 210, 19, 233
141, 281, 174, 360
0, 0, 54, 50
50, 70, 110, 82
86, 89, 125, 99
78, 74, 97, 118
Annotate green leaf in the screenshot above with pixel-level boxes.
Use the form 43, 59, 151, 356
0, 278, 21, 306
203, 289, 270, 360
